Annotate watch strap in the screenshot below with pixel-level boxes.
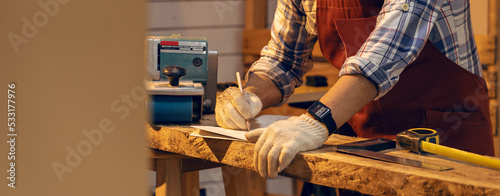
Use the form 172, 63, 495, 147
307, 101, 338, 135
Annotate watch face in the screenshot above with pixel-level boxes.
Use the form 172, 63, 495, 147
310, 103, 330, 119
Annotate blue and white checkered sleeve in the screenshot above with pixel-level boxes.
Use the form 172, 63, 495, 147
247, 0, 317, 106
339, 0, 444, 100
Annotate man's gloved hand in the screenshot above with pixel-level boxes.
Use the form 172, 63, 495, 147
245, 114, 328, 178
215, 87, 262, 130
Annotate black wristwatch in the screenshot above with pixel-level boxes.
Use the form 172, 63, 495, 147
307, 101, 337, 135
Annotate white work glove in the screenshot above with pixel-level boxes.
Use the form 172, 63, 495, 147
245, 114, 328, 178
215, 87, 262, 130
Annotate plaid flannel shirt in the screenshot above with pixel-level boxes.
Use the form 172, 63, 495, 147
247, 0, 481, 104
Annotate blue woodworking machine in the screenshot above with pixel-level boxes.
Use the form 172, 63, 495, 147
145, 34, 218, 124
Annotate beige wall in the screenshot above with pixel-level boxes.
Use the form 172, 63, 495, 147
470, 0, 489, 35
0, 0, 147, 195
147, 0, 245, 82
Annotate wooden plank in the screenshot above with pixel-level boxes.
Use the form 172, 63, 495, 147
182, 171, 200, 196
148, 1, 244, 28
148, 148, 225, 172
156, 158, 182, 196
148, 148, 188, 159
146, 116, 500, 195
476, 35, 496, 65
182, 158, 225, 173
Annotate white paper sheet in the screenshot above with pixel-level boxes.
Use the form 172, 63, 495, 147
191, 126, 248, 140
190, 115, 291, 141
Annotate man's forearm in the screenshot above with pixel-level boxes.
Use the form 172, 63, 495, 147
243, 73, 377, 124
244, 74, 283, 109
319, 74, 378, 128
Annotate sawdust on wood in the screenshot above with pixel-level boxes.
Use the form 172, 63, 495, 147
146, 115, 500, 195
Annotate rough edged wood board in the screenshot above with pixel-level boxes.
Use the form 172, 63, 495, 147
146, 115, 500, 195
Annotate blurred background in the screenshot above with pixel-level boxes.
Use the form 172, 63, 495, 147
0, 0, 498, 195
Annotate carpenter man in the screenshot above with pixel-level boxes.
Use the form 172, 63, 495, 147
215, 0, 495, 180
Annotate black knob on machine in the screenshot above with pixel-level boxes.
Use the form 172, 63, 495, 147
192, 57, 203, 67
163, 65, 186, 86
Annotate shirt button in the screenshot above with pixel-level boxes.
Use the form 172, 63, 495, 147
401, 3, 410, 11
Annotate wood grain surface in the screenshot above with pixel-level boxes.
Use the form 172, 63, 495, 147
146, 115, 500, 195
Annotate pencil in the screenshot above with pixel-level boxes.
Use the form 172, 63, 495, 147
236, 72, 251, 131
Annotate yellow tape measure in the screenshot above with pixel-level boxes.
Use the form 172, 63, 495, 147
406, 128, 439, 145
397, 128, 500, 170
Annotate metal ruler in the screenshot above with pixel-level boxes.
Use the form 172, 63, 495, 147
325, 138, 453, 171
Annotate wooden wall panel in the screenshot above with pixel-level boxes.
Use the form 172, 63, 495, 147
491, 0, 500, 157
476, 35, 497, 65
147, 0, 246, 83
148, 1, 245, 29
218, 56, 245, 82
266, 0, 278, 28
470, 0, 489, 35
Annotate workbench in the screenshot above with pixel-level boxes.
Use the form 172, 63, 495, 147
147, 114, 500, 196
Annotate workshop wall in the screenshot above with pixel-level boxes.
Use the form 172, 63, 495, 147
147, 0, 276, 82
470, 0, 488, 35
470, 0, 500, 157
1, 1, 147, 195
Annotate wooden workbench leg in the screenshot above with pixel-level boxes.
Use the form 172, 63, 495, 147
293, 179, 304, 196
156, 158, 182, 196
182, 171, 200, 196
221, 166, 251, 196
248, 170, 266, 196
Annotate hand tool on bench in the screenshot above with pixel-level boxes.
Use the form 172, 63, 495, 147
325, 138, 453, 171
396, 128, 500, 170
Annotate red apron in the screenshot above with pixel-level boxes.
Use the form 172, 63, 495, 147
317, 0, 495, 156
